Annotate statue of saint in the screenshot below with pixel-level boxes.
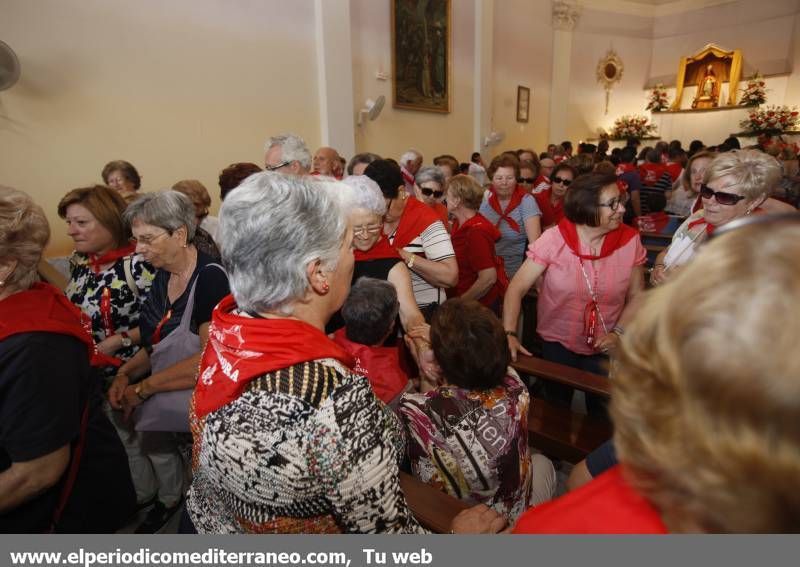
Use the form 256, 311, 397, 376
692, 64, 720, 109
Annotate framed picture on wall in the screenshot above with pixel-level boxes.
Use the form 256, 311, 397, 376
391, 0, 451, 113
517, 86, 530, 123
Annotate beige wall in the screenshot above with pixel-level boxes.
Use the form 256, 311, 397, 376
0, 0, 320, 255
351, 0, 475, 164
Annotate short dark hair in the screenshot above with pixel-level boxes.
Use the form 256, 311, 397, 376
431, 298, 509, 390
102, 160, 141, 189
487, 154, 521, 180
342, 278, 399, 345
219, 162, 262, 201
564, 172, 618, 227
620, 146, 637, 164
347, 152, 381, 175
551, 163, 577, 181
364, 159, 403, 199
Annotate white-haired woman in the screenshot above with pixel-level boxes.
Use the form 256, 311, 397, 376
187, 172, 505, 534
652, 150, 784, 285
108, 190, 230, 533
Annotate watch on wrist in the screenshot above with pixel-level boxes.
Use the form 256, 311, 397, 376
505, 330, 518, 338
120, 331, 133, 348
406, 254, 416, 269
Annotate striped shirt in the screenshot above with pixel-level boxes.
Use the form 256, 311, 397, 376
388, 220, 454, 307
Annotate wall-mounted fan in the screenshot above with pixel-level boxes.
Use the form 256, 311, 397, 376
0, 41, 20, 91
357, 95, 385, 126
484, 130, 505, 147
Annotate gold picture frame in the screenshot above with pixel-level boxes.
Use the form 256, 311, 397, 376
517, 86, 530, 123
391, 0, 451, 113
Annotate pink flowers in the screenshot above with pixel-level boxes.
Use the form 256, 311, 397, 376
610, 115, 657, 139
646, 84, 670, 112
740, 72, 767, 106
740, 105, 800, 133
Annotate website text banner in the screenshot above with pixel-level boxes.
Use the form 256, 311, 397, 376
0, 535, 794, 567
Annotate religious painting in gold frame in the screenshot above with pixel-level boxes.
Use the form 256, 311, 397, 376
391, 0, 451, 113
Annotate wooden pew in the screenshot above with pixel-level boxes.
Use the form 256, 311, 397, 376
511, 355, 612, 463
400, 471, 468, 533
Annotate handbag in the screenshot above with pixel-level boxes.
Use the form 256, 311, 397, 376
134, 263, 224, 432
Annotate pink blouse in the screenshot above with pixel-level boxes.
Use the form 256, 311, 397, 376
527, 226, 646, 355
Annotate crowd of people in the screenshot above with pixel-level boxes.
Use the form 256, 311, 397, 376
1, 130, 799, 533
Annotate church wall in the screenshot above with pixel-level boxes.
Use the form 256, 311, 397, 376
0, 0, 320, 256
350, 0, 476, 165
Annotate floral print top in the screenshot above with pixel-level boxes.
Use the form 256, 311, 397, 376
398, 369, 533, 522
65, 252, 155, 377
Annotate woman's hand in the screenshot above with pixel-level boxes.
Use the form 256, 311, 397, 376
593, 331, 620, 354
451, 504, 509, 534
108, 373, 130, 410
96, 334, 121, 356
506, 333, 531, 362
121, 385, 145, 421
650, 263, 668, 286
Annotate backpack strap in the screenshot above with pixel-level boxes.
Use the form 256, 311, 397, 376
123, 256, 139, 299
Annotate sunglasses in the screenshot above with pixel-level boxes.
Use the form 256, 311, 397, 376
699, 184, 746, 206
599, 192, 629, 211
517, 177, 536, 184
552, 176, 572, 186
420, 187, 444, 199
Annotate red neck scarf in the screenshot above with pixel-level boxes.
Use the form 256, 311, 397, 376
354, 234, 400, 262
453, 212, 502, 241
401, 167, 415, 186
194, 295, 356, 418
557, 218, 639, 261
616, 163, 636, 176
88, 243, 136, 274
488, 185, 527, 233
0, 282, 119, 367
392, 197, 440, 250
534, 188, 565, 228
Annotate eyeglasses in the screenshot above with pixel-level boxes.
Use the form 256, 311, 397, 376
420, 187, 444, 199
133, 231, 169, 246
353, 224, 383, 238
699, 184, 746, 206
517, 177, 536, 184
552, 176, 572, 186
265, 160, 291, 172
599, 192, 629, 211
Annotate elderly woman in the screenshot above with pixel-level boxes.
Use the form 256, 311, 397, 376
517, 159, 539, 195
108, 190, 229, 533
479, 154, 542, 280
652, 150, 782, 285
433, 154, 459, 186
665, 150, 715, 218
503, 173, 645, 412
346, 152, 381, 176
533, 163, 576, 230
102, 160, 142, 204
414, 165, 449, 228
187, 172, 503, 534
365, 160, 457, 317
515, 215, 800, 533
0, 187, 135, 532
446, 174, 506, 311
218, 162, 262, 201
400, 299, 555, 523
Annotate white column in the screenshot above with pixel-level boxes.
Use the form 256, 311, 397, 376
473, 0, 494, 152
548, 1, 580, 145
314, 0, 355, 157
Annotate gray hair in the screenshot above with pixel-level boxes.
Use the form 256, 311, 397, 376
399, 148, 422, 166
219, 172, 350, 315
264, 133, 312, 170
342, 277, 399, 345
415, 165, 445, 187
341, 175, 386, 216
124, 190, 196, 242
346, 152, 381, 175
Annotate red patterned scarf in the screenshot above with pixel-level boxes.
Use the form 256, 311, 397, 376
0, 282, 119, 367
194, 295, 356, 418
487, 185, 527, 233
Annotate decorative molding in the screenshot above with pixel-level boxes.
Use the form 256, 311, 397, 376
552, 0, 581, 31
575, 0, 736, 19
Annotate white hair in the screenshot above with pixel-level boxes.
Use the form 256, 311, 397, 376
264, 133, 312, 170
399, 148, 422, 166
340, 175, 386, 216
124, 190, 197, 241
219, 172, 349, 315
415, 165, 445, 187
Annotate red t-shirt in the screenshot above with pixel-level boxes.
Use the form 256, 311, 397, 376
639, 163, 664, 187
448, 213, 504, 307
431, 202, 450, 232
533, 188, 564, 229
664, 162, 682, 183
513, 466, 668, 534
332, 329, 410, 404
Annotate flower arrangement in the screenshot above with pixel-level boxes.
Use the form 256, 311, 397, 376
739, 73, 767, 106
646, 84, 670, 112
609, 114, 657, 139
739, 105, 799, 133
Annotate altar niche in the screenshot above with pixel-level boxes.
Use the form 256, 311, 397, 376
670, 44, 743, 111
